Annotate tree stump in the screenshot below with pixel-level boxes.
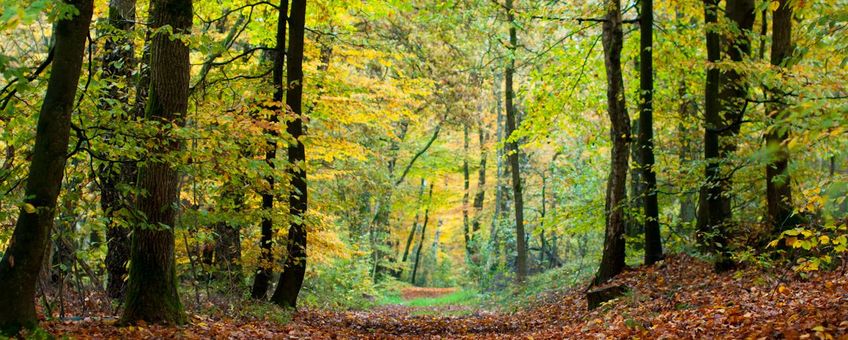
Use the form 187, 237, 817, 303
586, 284, 629, 310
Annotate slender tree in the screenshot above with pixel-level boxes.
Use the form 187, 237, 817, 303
411, 182, 435, 285
595, 0, 630, 285
0, 0, 93, 332
401, 178, 427, 263
270, 0, 308, 308
765, 0, 794, 234
639, 0, 663, 265
504, 0, 528, 282
462, 124, 472, 258
251, 0, 288, 300
120, 0, 193, 324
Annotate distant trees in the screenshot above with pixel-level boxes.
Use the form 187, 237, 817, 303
0, 0, 94, 332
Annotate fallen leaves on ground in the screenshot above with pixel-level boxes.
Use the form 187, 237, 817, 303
41, 255, 848, 339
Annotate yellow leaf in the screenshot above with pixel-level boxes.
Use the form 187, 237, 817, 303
23, 203, 36, 214
769, 1, 780, 11
820, 235, 830, 245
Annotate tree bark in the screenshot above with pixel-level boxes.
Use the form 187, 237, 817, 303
639, 0, 663, 265
270, 0, 308, 308
251, 0, 288, 301
765, 0, 794, 235
595, 0, 630, 285
504, 0, 528, 282
120, 0, 192, 325
0, 0, 93, 332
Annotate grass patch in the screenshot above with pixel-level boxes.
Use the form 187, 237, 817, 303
378, 289, 480, 308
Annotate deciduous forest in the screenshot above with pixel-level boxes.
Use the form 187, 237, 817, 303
1, 0, 847, 337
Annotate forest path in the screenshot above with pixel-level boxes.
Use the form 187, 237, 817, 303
41, 255, 848, 338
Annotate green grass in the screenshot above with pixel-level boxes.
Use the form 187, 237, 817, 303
377, 289, 480, 308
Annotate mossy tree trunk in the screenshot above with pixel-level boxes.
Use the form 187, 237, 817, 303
0, 0, 93, 333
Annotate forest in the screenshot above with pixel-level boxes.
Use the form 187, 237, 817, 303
0, 0, 847, 337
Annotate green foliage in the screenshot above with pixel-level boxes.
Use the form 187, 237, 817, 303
298, 258, 380, 310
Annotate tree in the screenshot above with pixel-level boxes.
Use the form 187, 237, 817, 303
99, 0, 138, 300
120, 0, 193, 324
595, 0, 630, 285
0, 0, 93, 332
251, 0, 288, 301
270, 0, 308, 308
638, 0, 663, 265
765, 0, 794, 235
411, 182, 435, 285
698, 0, 754, 271
504, 0, 528, 282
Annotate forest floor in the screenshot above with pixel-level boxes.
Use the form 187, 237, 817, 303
39, 254, 848, 339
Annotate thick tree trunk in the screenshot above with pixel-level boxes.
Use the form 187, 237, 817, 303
119, 0, 192, 325
0, 0, 93, 333
595, 0, 630, 285
251, 0, 288, 301
270, 0, 308, 308
100, 0, 137, 300
504, 0, 528, 282
765, 0, 794, 235
639, 0, 663, 265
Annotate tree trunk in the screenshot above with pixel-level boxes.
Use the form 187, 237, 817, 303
401, 178, 427, 263
411, 182, 434, 285
120, 0, 192, 325
470, 127, 487, 264
765, 0, 794, 235
213, 185, 243, 285
0, 0, 93, 332
251, 0, 288, 301
504, 0, 528, 282
677, 82, 698, 227
270, 0, 307, 308
639, 0, 663, 265
100, 0, 138, 300
462, 124, 472, 259
698, 0, 754, 272
595, 0, 630, 285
